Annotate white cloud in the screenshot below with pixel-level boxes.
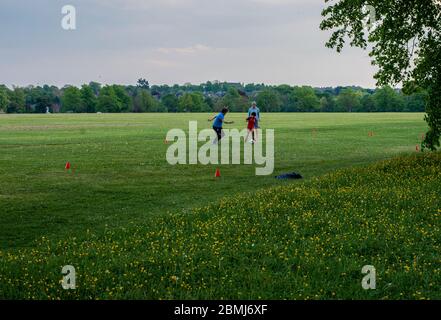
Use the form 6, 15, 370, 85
157, 44, 213, 55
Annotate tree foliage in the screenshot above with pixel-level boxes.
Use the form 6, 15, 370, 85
62, 86, 83, 113
320, 0, 441, 149
256, 89, 282, 112
178, 93, 209, 112
289, 87, 321, 112
0, 81, 429, 115
7, 87, 26, 113
0, 86, 9, 112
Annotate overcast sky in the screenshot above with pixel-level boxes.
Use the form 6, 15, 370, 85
0, 0, 378, 88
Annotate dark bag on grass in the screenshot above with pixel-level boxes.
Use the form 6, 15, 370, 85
275, 172, 303, 180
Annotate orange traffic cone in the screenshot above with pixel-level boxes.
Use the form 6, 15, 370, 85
215, 168, 221, 178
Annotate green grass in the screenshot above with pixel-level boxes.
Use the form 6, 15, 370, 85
0, 153, 439, 299
0, 113, 439, 300
0, 113, 427, 248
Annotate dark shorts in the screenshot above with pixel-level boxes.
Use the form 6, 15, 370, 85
213, 127, 223, 140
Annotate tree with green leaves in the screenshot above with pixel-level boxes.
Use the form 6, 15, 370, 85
97, 86, 121, 113
161, 94, 179, 112
275, 85, 294, 111
404, 89, 428, 112
178, 93, 209, 112
0, 86, 10, 113
361, 93, 376, 112
80, 85, 97, 113
133, 89, 158, 113
7, 87, 26, 113
321, 0, 441, 149
289, 86, 321, 112
217, 88, 249, 112
88, 82, 102, 96
319, 92, 337, 112
336, 88, 362, 112
35, 95, 51, 113
62, 86, 83, 113
373, 86, 405, 112
113, 85, 132, 112
256, 89, 282, 112
137, 78, 150, 90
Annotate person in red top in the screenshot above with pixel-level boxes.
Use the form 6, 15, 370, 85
245, 112, 257, 143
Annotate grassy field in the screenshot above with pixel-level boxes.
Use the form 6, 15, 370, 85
1, 113, 439, 299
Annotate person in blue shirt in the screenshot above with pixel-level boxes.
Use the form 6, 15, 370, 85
248, 102, 261, 127
209, 107, 234, 144
248, 102, 261, 140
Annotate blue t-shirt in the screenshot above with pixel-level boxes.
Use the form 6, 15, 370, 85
248, 107, 260, 120
213, 113, 225, 128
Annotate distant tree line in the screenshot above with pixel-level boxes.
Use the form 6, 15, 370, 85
0, 79, 428, 114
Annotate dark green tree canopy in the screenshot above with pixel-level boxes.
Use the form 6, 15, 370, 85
321, 0, 441, 149
0, 81, 429, 115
